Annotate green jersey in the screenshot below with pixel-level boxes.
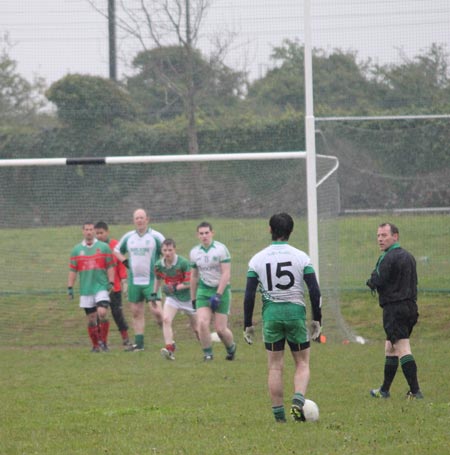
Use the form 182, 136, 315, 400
69, 239, 114, 296
155, 254, 191, 302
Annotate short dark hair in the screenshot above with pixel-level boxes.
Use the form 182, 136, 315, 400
379, 222, 399, 235
162, 238, 176, 248
94, 221, 108, 230
82, 221, 95, 229
197, 221, 213, 231
269, 213, 294, 241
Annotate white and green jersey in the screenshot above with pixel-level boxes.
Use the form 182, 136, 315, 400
190, 240, 231, 288
115, 228, 165, 286
69, 239, 114, 296
247, 241, 315, 308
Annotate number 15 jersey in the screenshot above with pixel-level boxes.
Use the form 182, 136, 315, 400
247, 241, 316, 320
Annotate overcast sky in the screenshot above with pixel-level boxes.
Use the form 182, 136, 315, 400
1, 0, 449, 86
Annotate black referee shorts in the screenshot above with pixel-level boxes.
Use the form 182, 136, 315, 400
382, 301, 418, 344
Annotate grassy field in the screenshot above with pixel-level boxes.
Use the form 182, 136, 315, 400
1, 215, 450, 454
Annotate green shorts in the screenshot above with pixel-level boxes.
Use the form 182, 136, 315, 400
128, 280, 161, 303
196, 284, 231, 315
263, 314, 308, 345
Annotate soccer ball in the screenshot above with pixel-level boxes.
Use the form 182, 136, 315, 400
211, 331, 221, 342
302, 399, 319, 422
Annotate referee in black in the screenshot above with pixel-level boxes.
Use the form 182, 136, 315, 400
366, 222, 423, 399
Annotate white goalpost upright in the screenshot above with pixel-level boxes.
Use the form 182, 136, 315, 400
303, 0, 320, 279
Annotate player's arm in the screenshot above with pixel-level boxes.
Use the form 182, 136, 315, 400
113, 239, 129, 267
67, 270, 77, 288
67, 270, 77, 299
243, 275, 258, 344
153, 275, 162, 294
368, 255, 393, 290
304, 270, 322, 323
177, 265, 191, 292
304, 269, 322, 340
107, 265, 115, 286
217, 261, 231, 295
190, 266, 199, 301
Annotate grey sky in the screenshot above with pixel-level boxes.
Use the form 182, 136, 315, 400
1, 0, 449, 85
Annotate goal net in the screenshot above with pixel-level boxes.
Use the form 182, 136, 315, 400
0, 151, 349, 347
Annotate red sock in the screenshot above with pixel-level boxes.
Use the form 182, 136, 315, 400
166, 343, 175, 352
99, 320, 110, 344
121, 329, 129, 341
88, 325, 99, 347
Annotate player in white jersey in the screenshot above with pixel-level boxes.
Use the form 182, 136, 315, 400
190, 221, 236, 362
114, 208, 165, 351
243, 213, 322, 423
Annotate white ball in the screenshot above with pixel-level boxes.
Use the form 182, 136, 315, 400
211, 332, 221, 342
355, 336, 366, 345
303, 399, 320, 422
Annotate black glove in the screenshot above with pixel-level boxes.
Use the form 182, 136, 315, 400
192, 299, 197, 310
366, 279, 377, 296
122, 259, 129, 269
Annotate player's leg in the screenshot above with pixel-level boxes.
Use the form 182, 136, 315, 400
371, 305, 397, 398
214, 313, 236, 360
188, 312, 199, 340
109, 290, 130, 345
394, 303, 422, 398
290, 346, 310, 420
196, 304, 214, 360
160, 300, 177, 360
94, 290, 111, 350
264, 320, 287, 422
213, 288, 236, 360
266, 341, 287, 423
125, 285, 146, 351
286, 316, 310, 421
394, 339, 422, 398
148, 299, 163, 327
85, 307, 100, 352
146, 280, 163, 327
81, 296, 100, 352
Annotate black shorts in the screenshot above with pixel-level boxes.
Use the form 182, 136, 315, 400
382, 301, 418, 344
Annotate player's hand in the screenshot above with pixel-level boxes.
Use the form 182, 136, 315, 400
209, 293, 221, 311
243, 326, 255, 345
122, 259, 129, 269
191, 299, 197, 310
67, 287, 74, 300
108, 282, 114, 294
310, 320, 321, 341
366, 279, 377, 296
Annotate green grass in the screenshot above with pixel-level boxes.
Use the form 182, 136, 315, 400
1, 214, 450, 453
2, 329, 450, 454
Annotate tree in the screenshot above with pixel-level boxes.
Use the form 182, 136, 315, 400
46, 74, 137, 128
88, 0, 234, 154
372, 43, 450, 111
0, 36, 46, 124
246, 39, 375, 115
126, 45, 245, 122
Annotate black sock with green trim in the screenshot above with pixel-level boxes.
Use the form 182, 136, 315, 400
381, 356, 399, 392
400, 354, 420, 394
